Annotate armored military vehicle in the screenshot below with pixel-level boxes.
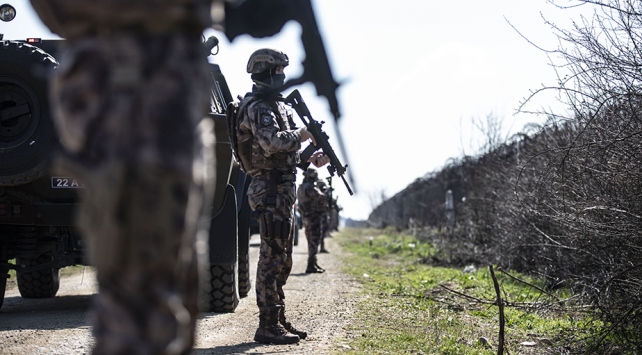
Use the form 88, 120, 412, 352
0, 3, 251, 312
202, 37, 253, 312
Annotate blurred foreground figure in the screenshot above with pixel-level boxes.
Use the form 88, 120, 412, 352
30, 1, 213, 353
29, 0, 342, 352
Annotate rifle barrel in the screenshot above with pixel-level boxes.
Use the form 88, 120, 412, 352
341, 175, 353, 195
285, 89, 353, 195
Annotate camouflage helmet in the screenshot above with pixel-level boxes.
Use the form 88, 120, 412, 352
303, 168, 318, 181
246, 48, 289, 74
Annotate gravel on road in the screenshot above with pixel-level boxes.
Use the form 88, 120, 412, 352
0, 231, 361, 355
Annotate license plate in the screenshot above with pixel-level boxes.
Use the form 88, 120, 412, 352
51, 177, 85, 188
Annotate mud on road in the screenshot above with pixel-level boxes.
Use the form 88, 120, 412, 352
0, 232, 361, 354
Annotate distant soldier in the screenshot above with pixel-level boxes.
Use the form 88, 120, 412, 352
329, 197, 341, 231
234, 48, 329, 344
297, 168, 329, 272
316, 180, 330, 253
324, 176, 340, 232
30, 0, 214, 353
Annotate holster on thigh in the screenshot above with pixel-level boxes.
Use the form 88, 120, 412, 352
258, 211, 275, 241
258, 211, 292, 255
281, 218, 292, 240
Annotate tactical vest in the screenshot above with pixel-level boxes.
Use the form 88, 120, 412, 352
228, 95, 297, 175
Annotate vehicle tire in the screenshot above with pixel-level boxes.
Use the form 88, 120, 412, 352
204, 263, 239, 313
16, 253, 60, 298
238, 243, 251, 298
0, 41, 59, 186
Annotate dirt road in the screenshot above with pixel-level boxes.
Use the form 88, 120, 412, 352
0, 232, 361, 354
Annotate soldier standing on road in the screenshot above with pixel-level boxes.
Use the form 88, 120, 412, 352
235, 48, 330, 345
329, 198, 341, 231
297, 168, 329, 273
29, 1, 214, 353
316, 180, 330, 254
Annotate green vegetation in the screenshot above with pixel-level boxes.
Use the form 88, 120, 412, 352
334, 228, 605, 355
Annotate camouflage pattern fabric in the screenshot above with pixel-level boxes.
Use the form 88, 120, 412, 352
238, 96, 301, 175
297, 179, 328, 259
247, 173, 296, 310
30, 2, 212, 353
329, 205, 339, 231
319, 188, 332, 251
246, 174, 296, 210
243, 91, 300, 312
303, 213, 323, 259
296, 179, 327, 216
319, 210, 328, 252
30, 0, 213, 39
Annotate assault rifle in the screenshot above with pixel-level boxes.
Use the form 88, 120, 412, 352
284, 89, 353, 195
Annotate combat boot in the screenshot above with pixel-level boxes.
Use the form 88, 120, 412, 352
279, 305, 307, 339
305, 257, 325, 273
254, 307, 300, 345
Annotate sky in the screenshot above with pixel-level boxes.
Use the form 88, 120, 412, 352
1, 0, 591, 221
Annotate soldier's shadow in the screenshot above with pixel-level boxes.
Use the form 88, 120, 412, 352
289, 272, 314, 277
192, 342, 289, 354
0, 294, 92, 330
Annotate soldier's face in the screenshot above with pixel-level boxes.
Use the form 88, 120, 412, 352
275, 66, 285, 75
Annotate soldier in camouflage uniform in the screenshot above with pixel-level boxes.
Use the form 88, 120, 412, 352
329, 197, 341, 231
297, 168, 329, 273
30, 1, 213, 353
316, 180, 330, 254
235, 48, 329, 345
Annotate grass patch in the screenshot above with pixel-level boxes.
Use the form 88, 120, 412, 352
334, 228, 604, 354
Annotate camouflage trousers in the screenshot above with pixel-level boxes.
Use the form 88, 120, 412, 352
319, 213, 328, 252
50, 32, 210, 355
247, 176, 296, 311
303, 213, 323, 260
